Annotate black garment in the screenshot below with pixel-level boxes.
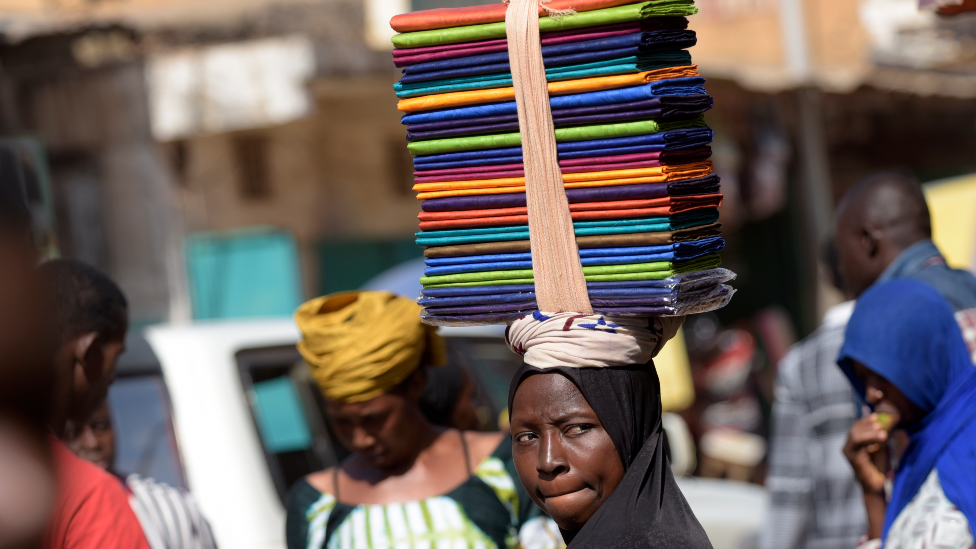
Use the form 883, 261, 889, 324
508, 362, 712, 548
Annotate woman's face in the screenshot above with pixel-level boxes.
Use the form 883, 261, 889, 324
510, 373, 625, 532
853, 361, 926, 429
327, 370, 426, 470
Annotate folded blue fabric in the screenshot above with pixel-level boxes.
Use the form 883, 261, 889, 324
402, 31, 697, 77
401, 78, 706, 125
421, 283, 732, 319
412, 127, 713, 168
406, 104, 668, 142
422, 239, 724, 275
394, 53, 692, 98
414, 210, 719, 246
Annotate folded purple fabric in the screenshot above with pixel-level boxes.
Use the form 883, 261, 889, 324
414, 148, 711, 182
419, 174, 721, 212
422, 306, 677, 323
407, 98, 666, 132
391, 19, 689, 67
416, 152, 663, 177
425, 294, 684, 314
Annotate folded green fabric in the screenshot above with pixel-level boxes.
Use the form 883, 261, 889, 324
394, 52, 692, 98
407, 116, 705, 156
392, 0, 699, 49
421, 254, 720, 287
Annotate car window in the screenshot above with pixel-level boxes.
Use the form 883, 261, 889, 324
236, 345, 343, 503
109, 375, 187, 488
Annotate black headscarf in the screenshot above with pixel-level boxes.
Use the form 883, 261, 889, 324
508, 362, 712, 549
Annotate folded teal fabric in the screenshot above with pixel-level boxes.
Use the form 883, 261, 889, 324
392, 1, 699, 48
414, 209, 718, 246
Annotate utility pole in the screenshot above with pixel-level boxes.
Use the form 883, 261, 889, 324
779, 0, 835, 332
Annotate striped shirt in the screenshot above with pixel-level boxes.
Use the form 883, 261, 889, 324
759, 302, 866, 549
124, 474, 218, 549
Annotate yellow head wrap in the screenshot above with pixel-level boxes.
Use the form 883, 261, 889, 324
294, 290, 446, 403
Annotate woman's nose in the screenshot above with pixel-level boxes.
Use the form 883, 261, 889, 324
537, 431, 568, 477
351, 426, 375, 449
79, 426, 99, 450
865, 385, 883, 405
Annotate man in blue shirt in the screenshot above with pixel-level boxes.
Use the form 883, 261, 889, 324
835, 171, 976, 329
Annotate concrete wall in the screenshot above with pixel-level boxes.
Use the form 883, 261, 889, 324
171, 75, 421, 298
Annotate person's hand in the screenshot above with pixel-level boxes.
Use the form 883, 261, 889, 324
843, 414, 889, 495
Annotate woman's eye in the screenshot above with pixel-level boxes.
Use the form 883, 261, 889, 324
566, 424, 592, 435
514, 432, 538, 443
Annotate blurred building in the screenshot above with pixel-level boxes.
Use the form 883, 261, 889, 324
0, 0, 430, 323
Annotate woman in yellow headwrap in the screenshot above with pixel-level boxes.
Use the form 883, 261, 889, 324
285, 291, 562, 549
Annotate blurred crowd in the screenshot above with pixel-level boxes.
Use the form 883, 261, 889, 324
5, 145, 976, 549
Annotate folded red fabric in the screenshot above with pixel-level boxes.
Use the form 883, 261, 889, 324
390, 0, 638, 33
416, 193, 723, 229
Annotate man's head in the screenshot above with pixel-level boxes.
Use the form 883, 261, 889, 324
834, 172, 931, 297
38, 259, 128, 435
63, 399, 116, 471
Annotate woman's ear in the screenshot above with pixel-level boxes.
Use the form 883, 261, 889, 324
73, 332, 105, 386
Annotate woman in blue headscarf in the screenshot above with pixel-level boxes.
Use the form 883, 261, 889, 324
838, 278, 976, 549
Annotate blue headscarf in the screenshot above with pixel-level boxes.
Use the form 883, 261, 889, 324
837, 278, 976, 543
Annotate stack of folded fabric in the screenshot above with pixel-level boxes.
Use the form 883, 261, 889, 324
390, 0, 735, 325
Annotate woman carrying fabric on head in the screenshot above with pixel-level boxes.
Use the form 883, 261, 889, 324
285, 291, 563, 549
839, 279, 976, 549
505, 312, 713, 548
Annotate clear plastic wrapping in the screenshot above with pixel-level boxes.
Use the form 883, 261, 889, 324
420, 268, 737, 326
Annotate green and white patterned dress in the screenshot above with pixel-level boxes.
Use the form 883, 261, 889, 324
285, 438, 563, 549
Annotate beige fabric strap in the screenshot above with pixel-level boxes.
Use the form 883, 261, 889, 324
505, 0, 593, 314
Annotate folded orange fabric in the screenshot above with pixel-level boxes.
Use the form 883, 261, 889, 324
417, 201, 719, 230
415, 162, 712, 200
390, 0, 636, 33
397, 66, 699, 112
412, 162, 711, 192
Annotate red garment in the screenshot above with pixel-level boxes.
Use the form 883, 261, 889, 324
43, 438, 150, 549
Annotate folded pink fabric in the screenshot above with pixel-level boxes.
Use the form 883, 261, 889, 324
414, 160, 663, 183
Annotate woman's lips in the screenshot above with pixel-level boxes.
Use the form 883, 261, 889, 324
540, 487, 594, 512
875, 404, 901, 428
539, 484, 591, 501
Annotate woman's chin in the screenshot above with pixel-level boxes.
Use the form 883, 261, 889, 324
542, 490, 600, 531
